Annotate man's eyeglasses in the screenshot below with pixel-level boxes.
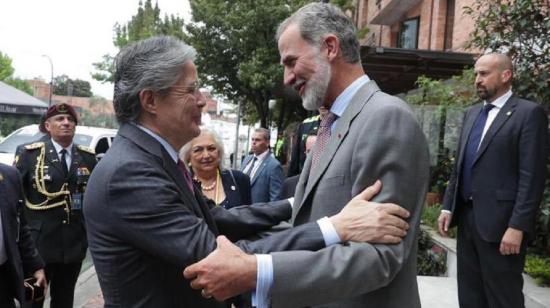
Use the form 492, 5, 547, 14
171, 83, 202, 96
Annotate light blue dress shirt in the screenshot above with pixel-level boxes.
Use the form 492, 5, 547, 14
253, 74, 371, 308
135, 124, 180, 163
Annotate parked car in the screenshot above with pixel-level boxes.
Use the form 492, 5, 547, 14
0, 124, 117, 165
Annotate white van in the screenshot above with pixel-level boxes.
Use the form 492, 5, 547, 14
0, 124, 117, 165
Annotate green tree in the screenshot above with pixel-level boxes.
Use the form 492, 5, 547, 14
464, 0, 549, 108
0, 51, 15, 80
0, 51, 32, 94
92, 0, 186, 82
186, 0, 317, 130
53, 75, 93, 97
4, 77, 33, 95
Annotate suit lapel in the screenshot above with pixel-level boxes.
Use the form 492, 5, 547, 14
473, 97, 517, 165
294, 81, 380, 218
250, 157, 268, 185
456, 105, 482, 171
160, 148, 207, 219
119, 124, 214, 228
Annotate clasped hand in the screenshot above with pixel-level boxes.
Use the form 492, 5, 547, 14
183, 180, 410, 301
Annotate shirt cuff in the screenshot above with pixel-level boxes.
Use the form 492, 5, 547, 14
441, 210, 452, 214
252, 254, 273, 308
317, 216, 342, 246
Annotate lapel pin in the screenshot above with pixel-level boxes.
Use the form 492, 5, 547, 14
338, 133, 342, 139
231, 185, 236, 191
0, 173, 3, 181
506, 111, 512, 116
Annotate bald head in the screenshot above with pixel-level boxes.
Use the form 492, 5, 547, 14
478, 53, 513, 72
474, 53, 514, 102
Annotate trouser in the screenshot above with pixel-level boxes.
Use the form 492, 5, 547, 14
32, 262, 82, 308
0, 262, 16, 308
457, 203, 526, 308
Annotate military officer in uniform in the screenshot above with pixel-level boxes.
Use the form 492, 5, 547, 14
14, 103, 97, 308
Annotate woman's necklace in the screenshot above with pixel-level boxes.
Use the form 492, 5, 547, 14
201, 180, 216, 191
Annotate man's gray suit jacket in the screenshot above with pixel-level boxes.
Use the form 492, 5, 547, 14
83, 124, 327, 308
269, 81, 430, 308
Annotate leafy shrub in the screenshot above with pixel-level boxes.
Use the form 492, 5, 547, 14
525, 254, 550, 287
417, 228, 447, 276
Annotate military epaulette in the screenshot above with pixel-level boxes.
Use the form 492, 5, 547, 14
24, 142, 45, 150
77, 145, 95, 154
302, 115, 320, 124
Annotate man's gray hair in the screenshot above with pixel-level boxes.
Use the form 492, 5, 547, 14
113, 36, 197, 123
276, 2, 360, 63
255, 128, 271, 142
180, 128, 226, 170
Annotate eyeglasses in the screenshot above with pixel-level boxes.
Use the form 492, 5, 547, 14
171, 82, 203, 97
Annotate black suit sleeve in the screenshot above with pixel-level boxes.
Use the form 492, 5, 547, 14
232, 170, 251, 206
4, 166, 44, 276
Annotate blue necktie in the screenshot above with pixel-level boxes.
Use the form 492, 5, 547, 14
460, 104, 495, 202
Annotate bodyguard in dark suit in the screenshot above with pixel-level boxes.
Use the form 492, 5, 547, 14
0, 163, 46, 308
439, 53, 548, 308
84, 36, 410, 308
14, 103, 97, 308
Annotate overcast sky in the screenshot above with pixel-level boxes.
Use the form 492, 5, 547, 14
0, 0, 191, 99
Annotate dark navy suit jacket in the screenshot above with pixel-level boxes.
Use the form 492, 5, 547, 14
443, 97, 548, 242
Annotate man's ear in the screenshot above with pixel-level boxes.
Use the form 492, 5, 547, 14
139, 89, 157, 115
501, 69, 512, 84
323, 34, 340, 62
43, 120, 51, 133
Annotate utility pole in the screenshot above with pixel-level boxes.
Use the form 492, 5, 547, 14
232, 100, 242, 169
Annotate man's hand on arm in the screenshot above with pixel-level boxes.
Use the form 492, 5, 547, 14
329, 180, 410, 243
437, 211, 452, 237
183, 236, 257, 301
500, 227, 523, 255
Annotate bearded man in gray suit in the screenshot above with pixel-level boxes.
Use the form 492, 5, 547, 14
185, 3, 430, 308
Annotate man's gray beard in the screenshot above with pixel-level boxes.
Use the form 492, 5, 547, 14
302, 57, 331, 111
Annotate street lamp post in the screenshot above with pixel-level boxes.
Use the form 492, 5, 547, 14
42, 54, 53, 106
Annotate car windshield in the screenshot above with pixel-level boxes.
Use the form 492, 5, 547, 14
0, 129, 44, 153
0, 130, 92, 154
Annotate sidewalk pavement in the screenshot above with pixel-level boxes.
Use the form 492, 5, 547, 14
44, 266, 549, 308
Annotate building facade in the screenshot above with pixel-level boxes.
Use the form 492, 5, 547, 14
354, 0, 477, 52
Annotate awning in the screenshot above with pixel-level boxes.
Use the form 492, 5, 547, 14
0, 81, 48, 115
361, 46, 476, 95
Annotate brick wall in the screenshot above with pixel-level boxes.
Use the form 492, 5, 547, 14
357, 0, 479, 52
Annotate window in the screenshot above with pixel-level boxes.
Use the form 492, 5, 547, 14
397, 17, 419, 49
